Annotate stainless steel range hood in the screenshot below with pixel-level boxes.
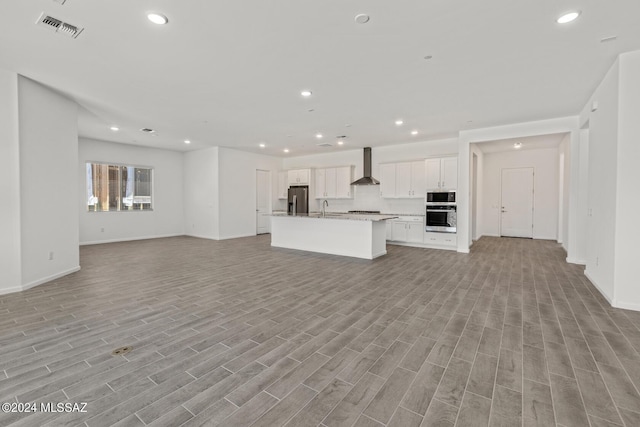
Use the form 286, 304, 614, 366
351, 147, 380, 185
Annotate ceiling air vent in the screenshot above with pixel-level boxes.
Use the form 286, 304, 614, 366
36, 12, 84, 38
317, 143, 333, 147
140, 128, 156, 133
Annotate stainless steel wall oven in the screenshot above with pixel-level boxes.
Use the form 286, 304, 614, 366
426, 191, 457, 233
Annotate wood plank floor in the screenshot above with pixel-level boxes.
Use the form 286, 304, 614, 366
2, 235, 640, 426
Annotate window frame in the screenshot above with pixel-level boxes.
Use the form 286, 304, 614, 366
85, 161, 155, 212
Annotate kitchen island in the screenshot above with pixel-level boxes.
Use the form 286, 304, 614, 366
270, 212, 398, 259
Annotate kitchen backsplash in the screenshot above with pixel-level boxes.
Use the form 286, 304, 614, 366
309, 185, 424, 215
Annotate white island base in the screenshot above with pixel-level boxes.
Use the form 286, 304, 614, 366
271, 215, 390, 259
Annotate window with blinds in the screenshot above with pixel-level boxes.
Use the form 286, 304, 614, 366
86, 163, 153, 211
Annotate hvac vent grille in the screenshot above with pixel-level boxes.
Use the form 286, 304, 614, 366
317, 143, 333, 147
36, 12, 83, 38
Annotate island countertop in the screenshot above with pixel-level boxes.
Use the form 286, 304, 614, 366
270, 212, 399, 222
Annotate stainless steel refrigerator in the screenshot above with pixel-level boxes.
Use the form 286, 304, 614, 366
287, 186, 308, 215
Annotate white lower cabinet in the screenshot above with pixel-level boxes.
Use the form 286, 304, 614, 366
424, 232, 457, 248
386, 217, 457, 251
388, 217, 424, 243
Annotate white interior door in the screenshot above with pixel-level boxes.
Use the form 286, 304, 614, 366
501, 167, 534, 238
256, 170, 270, 234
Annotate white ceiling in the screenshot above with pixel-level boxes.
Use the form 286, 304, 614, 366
2, 1, 639, 157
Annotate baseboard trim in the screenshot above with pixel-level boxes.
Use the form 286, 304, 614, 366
612, 300, 640, 312
185, 233, 220, 240
21, 266, 81, 293
566, 257, 586, 265
218, 233, 259, 240
80, 233, 184, 246
584, 270, 614, 305
0, 285, 24, 296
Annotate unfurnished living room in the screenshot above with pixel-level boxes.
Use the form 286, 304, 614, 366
2, 1, 640, 427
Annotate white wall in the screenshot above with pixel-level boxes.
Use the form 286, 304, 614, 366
18, 76, 80, 289
481, 147, 559, 240
79, 138, 185, 244
0, 70, 22, 294
613, 51, 640, 310
217, 147, 282, 239
573, 130, 589, 264
469, 144, 484, 242
559, 134, 571, 248
283, 138, 459, 214
184, 147, 219, 239
581, 60, 620, 303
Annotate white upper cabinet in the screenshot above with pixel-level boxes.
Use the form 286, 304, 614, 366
287, 169, 310, 186
315, 168, 327, 198
277, 171, 288, 199
380, 161, 425, 198
425, 157, 458, 190
379, 163, 396, 198
315, 166, 353, 199
335, 166, 353, 198
441, 157, 458, 190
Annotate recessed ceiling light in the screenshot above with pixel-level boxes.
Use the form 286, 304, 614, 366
514, 142, 523, 149
315, 133, 323, 139
110, 126, 119, 131
355, 14, 370, 24
411, 130, 418, 135
301, 90, 312, 97
259, 143, 266, 148
337, 141, 344, 145
557, 11, 580, 24
284, 148, 290, 153
184, 140, 191, 144
147, 13, 168, 25
395, 120, 404, 126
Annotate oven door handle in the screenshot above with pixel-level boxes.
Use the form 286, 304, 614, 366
426, 209, 456, 213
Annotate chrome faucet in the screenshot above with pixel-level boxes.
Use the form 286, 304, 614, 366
322, 199, 329, 217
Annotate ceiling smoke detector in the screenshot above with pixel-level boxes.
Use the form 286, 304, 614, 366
355, 14, 370, 24
36, 12, 84, 38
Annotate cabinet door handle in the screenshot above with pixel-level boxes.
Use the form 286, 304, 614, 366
442, 181, 445, 188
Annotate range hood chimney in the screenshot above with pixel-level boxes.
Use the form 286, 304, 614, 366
351, 147, 380, 185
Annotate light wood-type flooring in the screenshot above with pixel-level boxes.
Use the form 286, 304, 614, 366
2, 235, 640, 427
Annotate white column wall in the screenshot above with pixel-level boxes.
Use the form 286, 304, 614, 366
0, 70, 22, 294
613, 51, 640, 310
580, 60, 620, 303
183, 147, 220, 239
18, 76, 80, 289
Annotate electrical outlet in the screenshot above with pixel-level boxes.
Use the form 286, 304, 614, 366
49, 251, 54, 260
